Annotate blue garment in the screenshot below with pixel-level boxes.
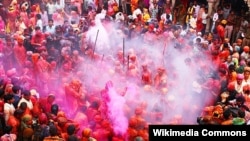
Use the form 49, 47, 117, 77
157, 0, 165, 7
13, 95, 20, 109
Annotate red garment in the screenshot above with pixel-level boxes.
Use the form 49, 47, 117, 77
30, 31, 45, 48
92, 128, 112, 141
196, 19, 203, 32
216, 24, 225, 42
0, 100, 3, 113
86, 107, 99, 122
39, 98, 53, 114
181, 0, 188, 8
127, 128, 138, 141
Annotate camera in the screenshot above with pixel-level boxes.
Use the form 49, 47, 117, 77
197, 116, 210, 125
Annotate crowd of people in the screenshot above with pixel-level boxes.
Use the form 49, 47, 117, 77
0, 0, 250, 140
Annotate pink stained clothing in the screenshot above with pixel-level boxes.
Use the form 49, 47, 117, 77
64, 81, 86, 117
143, 31, 157, 44
52, 12, 65, 26
197, 7, 204, 20
0, 40, 4, 53
0, 134, 17, 141
13, 44, 27, 67
7, 9, 19, 33
0, 20, 5, 32
20, 11, 29, 27
28, 16, 36, 30
73, 1, 82, 15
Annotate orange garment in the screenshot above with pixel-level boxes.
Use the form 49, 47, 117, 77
131, 0, 138, 13
13, 44, 27, 67
243, 94, 250, 108
22, 108, 32, 117
7, 115, 20, 134
28, 16, 36, 30
158, 20, 164, 31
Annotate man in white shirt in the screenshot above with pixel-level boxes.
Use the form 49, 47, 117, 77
36, 14, 43, 31
160, 8, 172, 25
46, 0, 56, 20
3, 94, 15, 125
54, 0, 63, 11
44, 19, 56, 34
236, 17, 249, 39
193, 32, 204, 44
211, 11, 218, 32
201, 8, 209, 35
193, 0, 200, 17
17, 90, 33, 111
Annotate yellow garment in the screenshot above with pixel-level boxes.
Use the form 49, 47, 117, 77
143, 13, 150, 23
5, 22, 10, 34
186, 6, 194, 24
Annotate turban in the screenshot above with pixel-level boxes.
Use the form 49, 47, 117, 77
23, 128, 34, 138
236, 73, 244, 80
221, 20, 227, 25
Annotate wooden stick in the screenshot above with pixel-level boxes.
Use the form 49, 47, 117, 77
101, 54, 104, 65
163, 42, 166, 55
127, 55, 130, 70
92, 29, 99, 59
123, 38, 125, 68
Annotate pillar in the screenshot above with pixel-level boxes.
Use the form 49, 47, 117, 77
206, 0, 215, 33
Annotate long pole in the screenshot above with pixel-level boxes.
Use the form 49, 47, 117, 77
92, 29, 99, 59
127, 55, 130, 70
163, 42, 166, 55
123, 38, 125, 69
101, 54, 104, 63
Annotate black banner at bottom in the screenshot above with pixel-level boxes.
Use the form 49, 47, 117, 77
149, 125, 250, 139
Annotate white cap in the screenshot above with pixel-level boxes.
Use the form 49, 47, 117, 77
30, 89, 40, 99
